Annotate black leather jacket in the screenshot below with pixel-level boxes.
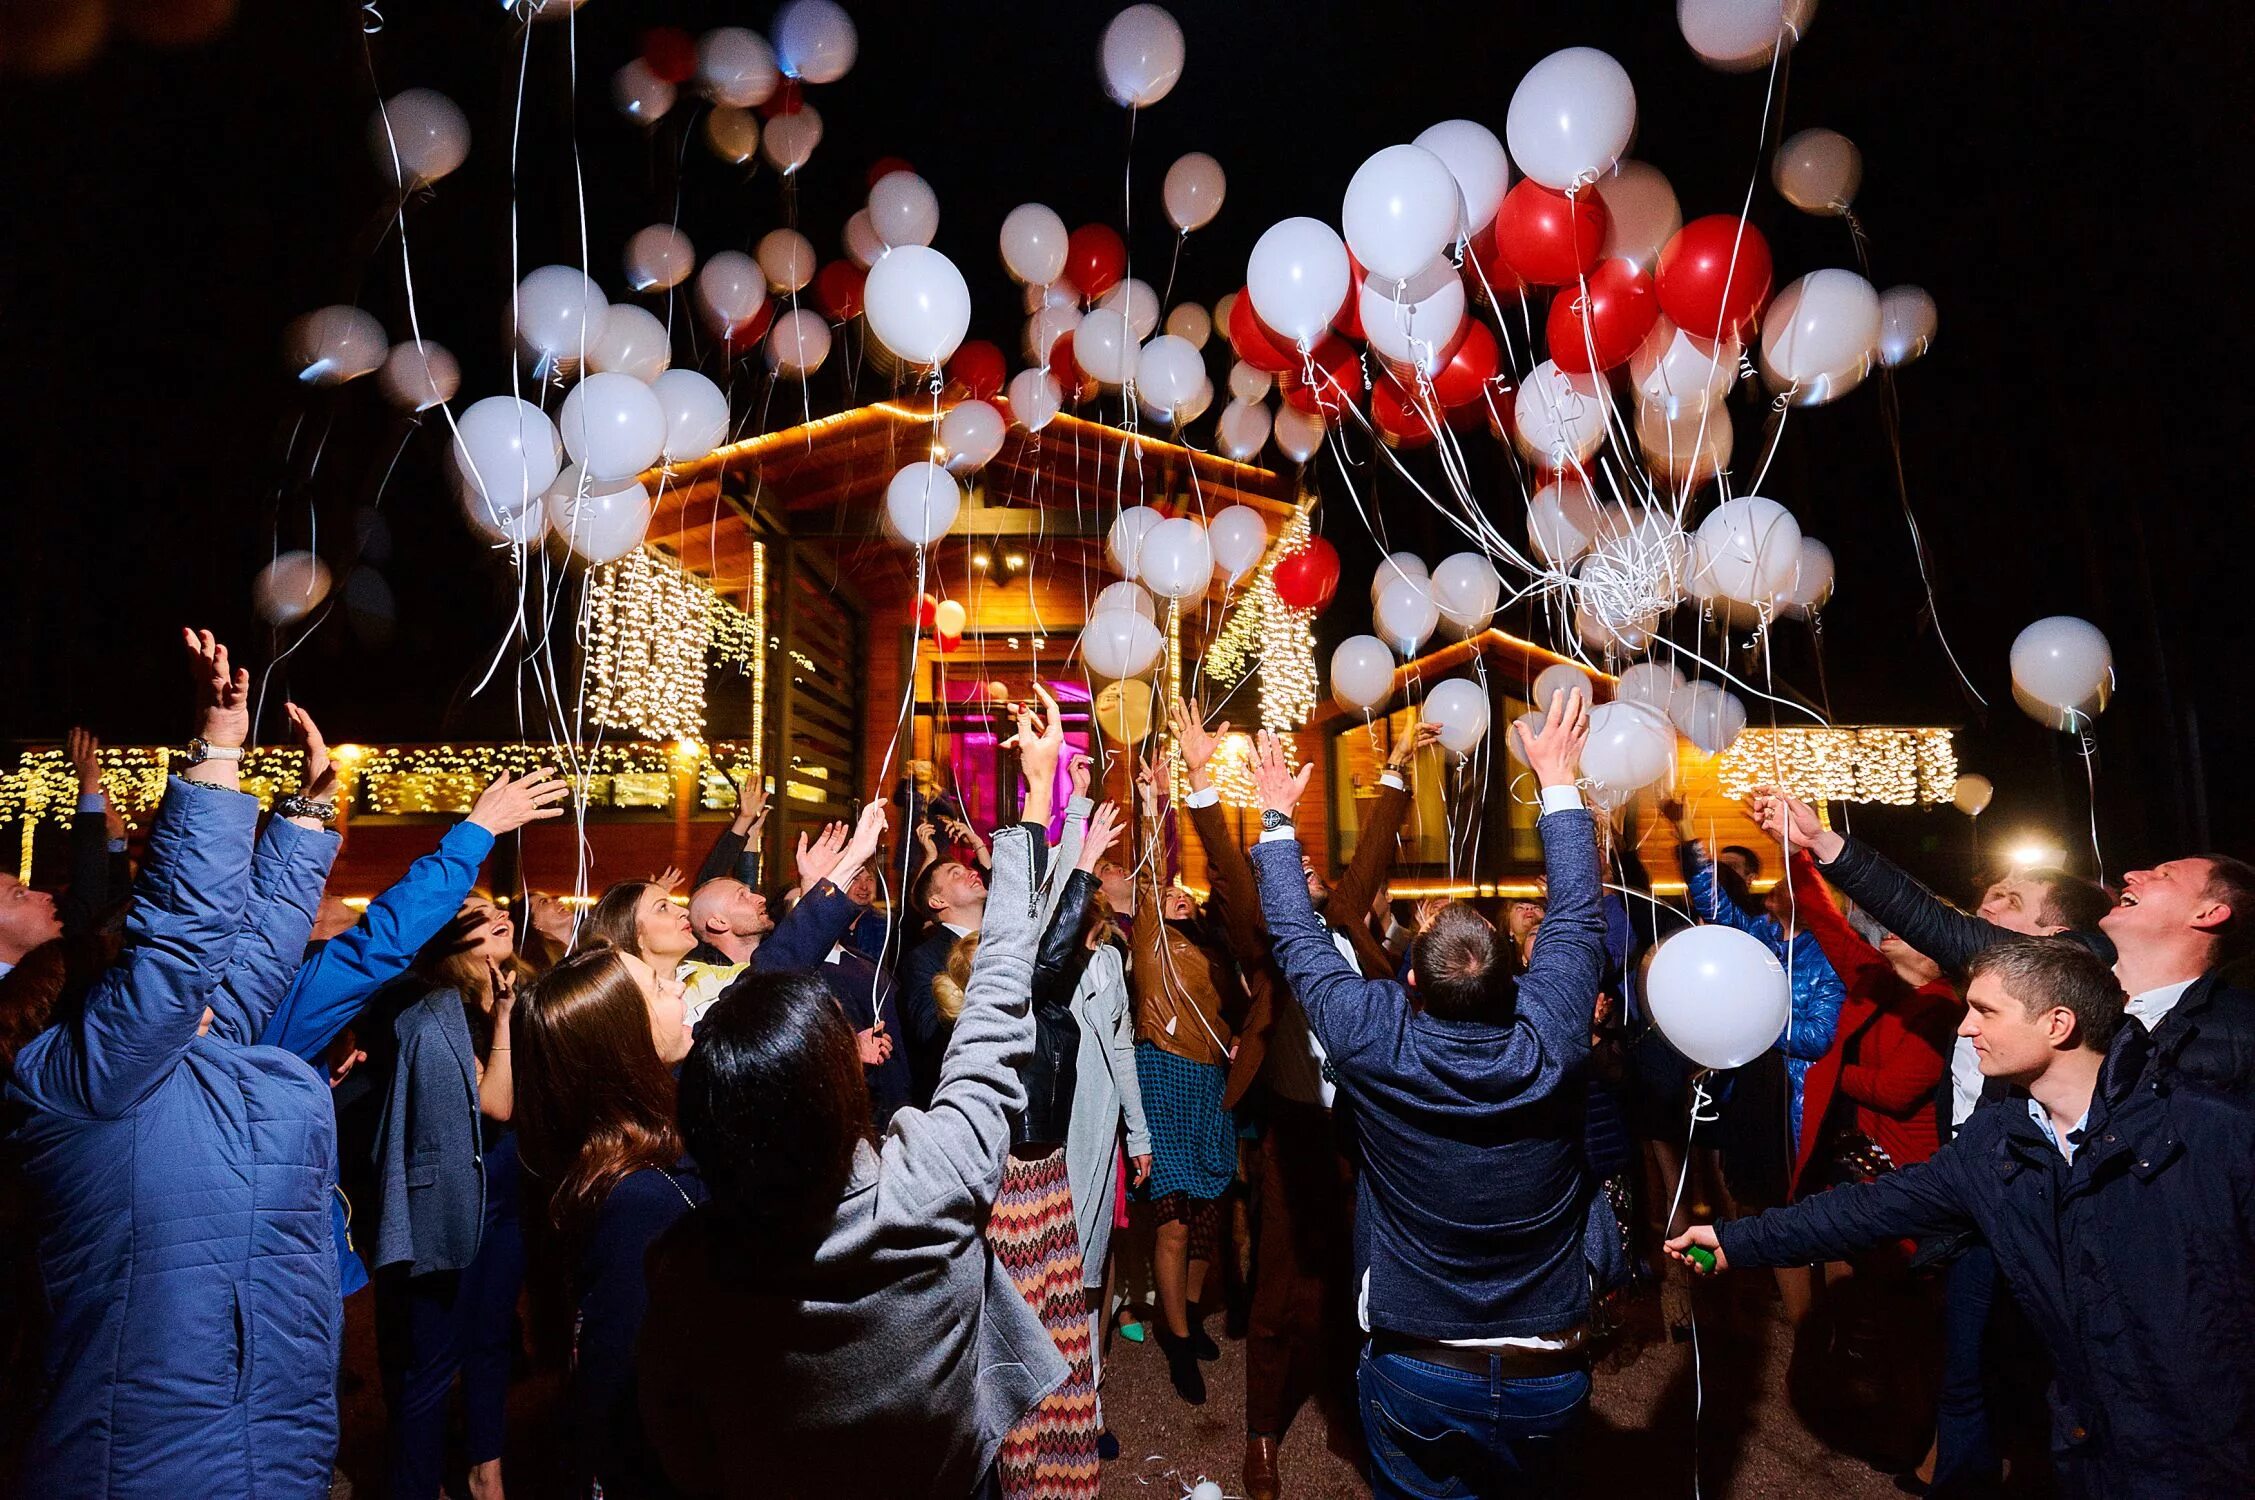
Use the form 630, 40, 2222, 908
1017, 868, 1096, 1148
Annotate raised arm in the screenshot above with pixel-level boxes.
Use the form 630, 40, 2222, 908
1782, 847, 1894, 1000
1330, 718, 1439, 931
756, 803, 888, 971
1779, 935, 1845, 1064
695, 773, 768, 888
1035, 803, 1120, 1009
1511, 690, 1607, 1048
1748, 788, 2011, 973
1170, 697, 1267, 963
58, 727, 119, 937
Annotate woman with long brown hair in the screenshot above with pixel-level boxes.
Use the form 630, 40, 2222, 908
513, 945, 699, 1499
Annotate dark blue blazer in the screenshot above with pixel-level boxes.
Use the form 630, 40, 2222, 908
373, 987, 488, 1277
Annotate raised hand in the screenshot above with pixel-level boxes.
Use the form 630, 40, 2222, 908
1170, 696, 1228, 783
284, 702, 336, 801
467, 768, 572, 835
1746, 787, 1841, 861
833, 799, 890, 886
184, 627, 250, 748
1068, 752, 1094, 802
939, 814, 986, 852
1414, 895, 1448, 932
1386, 717, 1444, 771
914, 819, 940, 857
1251, 730, 1314, 819
1511, 686, 1589, 790
733, 774, 769, 834
1076, 802, 1125, 872
67, 727, 103, 796
649, 864, 686, 895
1011, 683, 1067, 784
796, 820, 850, 889
1134, 762, 1162, 818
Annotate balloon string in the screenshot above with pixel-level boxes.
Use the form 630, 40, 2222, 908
2075, 723, 2106, 887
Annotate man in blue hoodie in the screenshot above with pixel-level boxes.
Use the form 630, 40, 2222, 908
1246, 688, 1608, 1499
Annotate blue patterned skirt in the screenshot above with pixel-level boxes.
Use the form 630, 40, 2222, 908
1134, 1041, 1237, 1201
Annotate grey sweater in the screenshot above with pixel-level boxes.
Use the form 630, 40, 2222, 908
638, 823, 1066, 1500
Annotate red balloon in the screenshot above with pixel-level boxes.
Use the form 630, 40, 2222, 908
947, 340, 1006, 400
813, 261, 865, 321
916, 593, 939, 628
1228, 287, 1300, 375
1655, 215, 1774, 342
937, 631, 962, 655
1547, 258, 1659, 374
1428, 320, 1500, 407
1333, 252, 1368, 340
720, 300, 777, 357
1370, 374, 1436, 449
759, 81, 804, 118
1494, 181, 1609, 288
866, 155, 915, 188
1272, 538, 1342, 612
1281, 336, 1362, 418
1065, 224, 1127, 302
641, 26, 698, 84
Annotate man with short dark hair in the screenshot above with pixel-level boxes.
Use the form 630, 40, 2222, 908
1249, 690, 1608, 1497
896, 854, 988, 1106
1670, 936, 2255, 1499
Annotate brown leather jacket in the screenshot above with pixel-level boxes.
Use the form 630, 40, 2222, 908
1130, 903, 1239, 1069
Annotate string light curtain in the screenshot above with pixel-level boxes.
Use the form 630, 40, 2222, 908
1715, 726, 1958, 806
1202, 502, 1318, 731
584, 550, 716, 741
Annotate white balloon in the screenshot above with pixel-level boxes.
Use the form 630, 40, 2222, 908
1431, 552, 1503, 633
547, 472, 653, 564
623, 224, 695, 293
1760, 269, 1880, 401
1216, 399, 1272, 461
1773, 536, 1834, 615
1330, 635, 1397, 713
1630, 318, 1739, 418
1138, 517, 1212, 599
1670, 680, 1749, 754
1532, 662, 1597, 713
1679, 0, 1819, 71
1596, 160, 1682, 274
1506, 47, 1637, 191
1375, 575, 1441, 657
1213, 290, 1238, 329
774, 0, 858, 83
703, 106, 761, 165
1081, 609, 1165, 678
1952, 773, 1994, 818
695, 252, 768, 338
369, 89, 468, 188
1359, 262, 1466, 375
938, 400, 1006, 474
612, 59, 676, 124
1099, 4, 1186, 107
2010, 616, 2113, 729
759, 103, 823, 174
1165, 302, 1211, 348
650, 369, 731, 463
1164, 152, 1227, 232
999, 203, 1070, 286
1207, 505, 1270, 581
1074, 308, 1137, 385
868, 171, 940, 249
1694, 496, 1803, 603
517, 265, 611, 366
1413, 119, 1511, 235
1023, 304, 1082, 367
1135, 334, 1205, 413
587, 304, 672, 383
559, 372, 667, 482
1877, 285, 1938, 368
1007, 368, 1064, 432
843, 208, 884, 270
1636, 398, 1735, 488
884, 461, 962, 547
1576, 590, 1662, 658
1616, 661, 1683, 717
287, 306, 387, 386
460, 471, 550, 547
1370, 553, 1430, 605
1177, 375, 1214, 426
1272, 403, 1327, 463
1343, 143, 1462, 282
1107, 505, 1165, 577
765, 309, 833, 378
756, 228, 817, 293
1227, 360, 1273, 402
1513, 360, 1611, 469
1526, 477, 1601, 568
863, 245, 972, 366
1422, 677, 1491, 756
453, 396, 561, 515
1773, 127, 1861, 215
1582, 700, 1675, 792
1246, 217, 1352, 346
1094, 580, 1156, 621
380, 340, 459, 411
1099, 278, 1162, 342
698, 28, 778, 107
253, 552, 333, 626
1647, 924, 1791, 1070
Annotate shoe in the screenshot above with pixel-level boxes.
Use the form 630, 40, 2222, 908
1243, 1434, 1281, 1500
1116, 1316, 1146, 1344
1191, 1322, 1220, 1362
1098, 1430, 1121, 1462
1157, 1329, 1208, 1405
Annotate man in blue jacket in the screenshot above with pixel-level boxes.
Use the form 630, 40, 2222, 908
1669, 937, 2255, 1499
1245, 690, 1608, 1499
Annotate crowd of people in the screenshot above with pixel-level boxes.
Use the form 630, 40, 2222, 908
0, 629, 2251, 1500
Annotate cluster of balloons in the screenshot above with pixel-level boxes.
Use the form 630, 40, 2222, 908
609, 1, 857, 180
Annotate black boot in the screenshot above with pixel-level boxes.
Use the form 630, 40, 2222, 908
1157, 1329, 1207, 1405
1189, 1319, 1220, 1361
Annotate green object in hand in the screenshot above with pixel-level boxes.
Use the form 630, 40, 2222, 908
1685, 1244, 1717, 1273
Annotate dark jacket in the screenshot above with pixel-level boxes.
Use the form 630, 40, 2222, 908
373, 988, 490, 1276
1822, 835, 2255, 1097
575, 1160, 707, 1498
898, 924, 961, 1107
735, 880, 909, 1125
6, 781, 343, 1498
1718, 1023, 2255, 1498
1252, 805, 1608, 1341
1021, 868, 1092, 1147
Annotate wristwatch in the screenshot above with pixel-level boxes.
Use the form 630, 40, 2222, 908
1260, 809, 1292, 832
180, 738, 245, 767
275, 793, 338, 825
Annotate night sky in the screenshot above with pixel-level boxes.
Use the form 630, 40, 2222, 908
2, 2, 2245, 893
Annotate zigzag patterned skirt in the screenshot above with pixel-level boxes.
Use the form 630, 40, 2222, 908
990, 1144, 1101, 1500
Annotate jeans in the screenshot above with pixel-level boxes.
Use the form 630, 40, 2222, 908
1357, 1344, 1590, 1499
1930, 1245, 2003, 1498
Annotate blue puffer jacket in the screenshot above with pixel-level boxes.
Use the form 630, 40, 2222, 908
5, 779, 341, 1499
1683, 852, 1844, 1148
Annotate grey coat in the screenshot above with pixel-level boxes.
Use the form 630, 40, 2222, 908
638, 822, 1067, 1500
372, 987, 487, 1276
